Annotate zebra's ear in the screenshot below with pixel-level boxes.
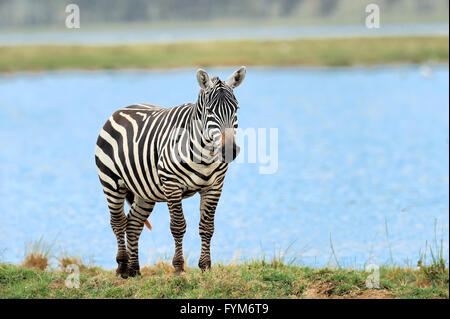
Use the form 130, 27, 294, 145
197, 69, 213, 90
225, 66, 246, 89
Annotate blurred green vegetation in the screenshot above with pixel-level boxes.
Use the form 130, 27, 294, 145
0, 36, 448, 72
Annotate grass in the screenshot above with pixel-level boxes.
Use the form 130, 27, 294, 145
2, 219, 447, 299
0, 36, 448, 72
0, 259, 447, 299
0, 245, 448, 299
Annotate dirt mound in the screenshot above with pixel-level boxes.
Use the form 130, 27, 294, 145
303, 282, 395, 299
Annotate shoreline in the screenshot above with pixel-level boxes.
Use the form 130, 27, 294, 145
0, 62, 448, 77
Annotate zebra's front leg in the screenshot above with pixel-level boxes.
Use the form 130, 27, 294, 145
126, 198, 155, 277
198, 188, 222, 271
166, 188, 186, 273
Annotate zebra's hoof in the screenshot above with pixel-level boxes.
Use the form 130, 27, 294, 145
173, 263, 185, 274
116, 262, 129, 279
128, 266, 141, 277
116, 266, 129, 279
172, 258, 185, 274
198, 259, 211, 271
174, 268, 185, 275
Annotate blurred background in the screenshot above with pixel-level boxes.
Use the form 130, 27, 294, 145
0, 0, 448, 270
0, 0, 449, 45
1, 0, 449, 28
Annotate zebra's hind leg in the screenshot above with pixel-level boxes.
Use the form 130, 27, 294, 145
126, 196, 155, 277
103, 188, 129, 278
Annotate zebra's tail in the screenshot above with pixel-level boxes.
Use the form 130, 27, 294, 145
126, 191, 153, 231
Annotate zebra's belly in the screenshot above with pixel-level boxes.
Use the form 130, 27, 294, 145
134, 185, 200, 202
137, 189, 197, 203
182, 189, 198, 199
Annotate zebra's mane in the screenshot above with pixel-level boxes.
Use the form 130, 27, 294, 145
211, 76, 220, 84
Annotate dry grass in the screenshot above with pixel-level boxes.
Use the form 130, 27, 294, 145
22, 253, 48, 270
22, 237, 52, 270
140, 259, 176, 276
58, 256, 89, 272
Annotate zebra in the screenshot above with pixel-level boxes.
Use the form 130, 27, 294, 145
95, 67, 246, 278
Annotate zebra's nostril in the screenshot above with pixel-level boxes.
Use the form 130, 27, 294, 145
234, 144, 240, 156
221, 143, 240, 163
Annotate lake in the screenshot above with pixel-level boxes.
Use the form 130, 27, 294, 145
0, 65, 448, 269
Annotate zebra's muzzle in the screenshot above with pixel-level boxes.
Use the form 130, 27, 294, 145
220, 130, 240, 163
221, 143, 240, 163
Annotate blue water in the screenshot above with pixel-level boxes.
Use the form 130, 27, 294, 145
0, 66, 448, 269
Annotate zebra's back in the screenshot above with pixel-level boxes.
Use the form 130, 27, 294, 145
95, 103, 178, 202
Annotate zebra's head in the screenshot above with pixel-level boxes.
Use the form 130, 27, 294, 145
196, 67, 246, 163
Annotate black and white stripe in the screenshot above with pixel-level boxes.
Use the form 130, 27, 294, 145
95, 67, 246, 277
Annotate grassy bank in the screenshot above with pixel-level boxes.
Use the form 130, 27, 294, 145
0, 259, 448, 299
0, 36, 448, 72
